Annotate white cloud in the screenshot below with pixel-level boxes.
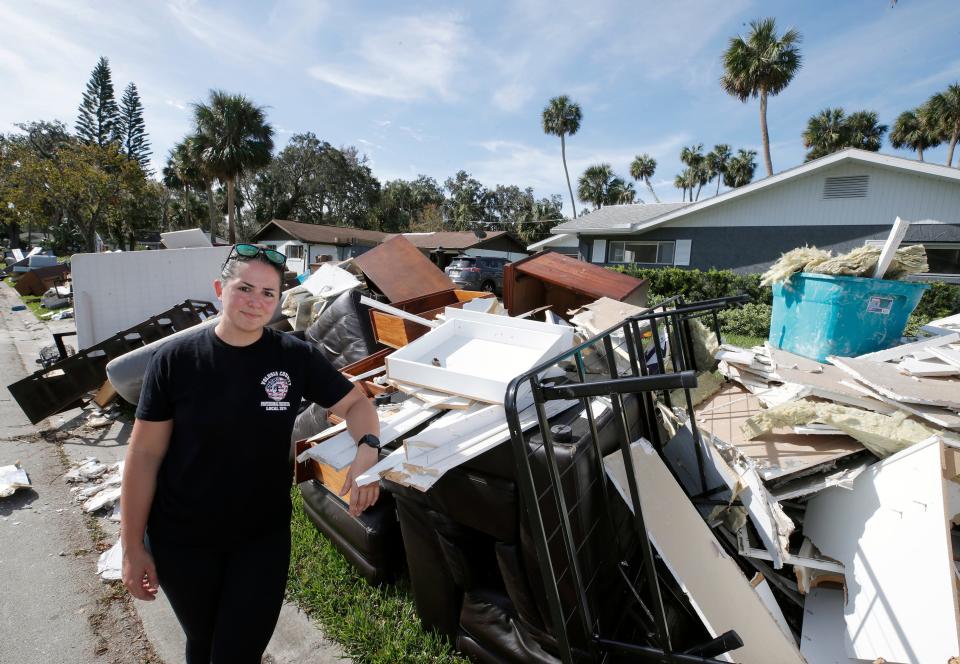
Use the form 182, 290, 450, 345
166, 0, 282, 64
307, 14, 468, 101
493, 83, 534, 112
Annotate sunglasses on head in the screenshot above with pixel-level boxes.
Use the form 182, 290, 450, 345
222, 244, 287, 272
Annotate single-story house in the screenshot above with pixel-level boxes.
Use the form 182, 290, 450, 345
548, 149, 960, 281
251, 220, 388, 273
251, 220, 530, 273
385, 231, 529, 268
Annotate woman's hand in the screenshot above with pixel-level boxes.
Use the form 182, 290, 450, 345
340, 444, 381, 517
122, 543, 160, 601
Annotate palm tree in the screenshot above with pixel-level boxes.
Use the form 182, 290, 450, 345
577, 163, 614, 210
928, 84, 960, 166
674, 174, 688, 202
706, 144, 732, 196
802, 107, 846, 161
890, 105, 942, 161
192, 90, 274, 244
607, 178, 637, 205
845, 110, 887, 152
162, 140, 203, 229
721, 17, 802, 177
723, 149, 758, 189
542, 95, 583, 219
629, 153, 660, 203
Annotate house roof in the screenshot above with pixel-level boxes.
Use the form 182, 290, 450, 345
551, 202, 689, 234
628, 149, 960, 235
250, 219, 387, 245
385, 231, 516, 251
526, 233, 579, 251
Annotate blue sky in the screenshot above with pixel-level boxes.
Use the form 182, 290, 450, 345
2, 0, 959, 213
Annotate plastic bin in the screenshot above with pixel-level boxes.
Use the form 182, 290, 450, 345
769, 273, 929, 361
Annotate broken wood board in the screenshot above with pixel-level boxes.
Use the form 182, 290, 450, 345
390, 381, 474, 409
930, 345, 960, 370
855, 331, 960, 363
804, 437, 960, 663
93, 379, 118, 408
391, 398, 578, 492
840, 379, 960, 430
829, 355, 960, 410
604, 439, 806, 664
696, 383, 864, 482
353, 235, 455, 303
898, 356, 960, 377
298, 399, 441, 470
923, 313, 960, 337
872, 216, 910, 279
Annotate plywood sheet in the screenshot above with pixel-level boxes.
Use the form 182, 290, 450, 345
804, 438, 960, 663
696, 383, 863, 481
604, 439, 806, 664
353, 236, 454, 302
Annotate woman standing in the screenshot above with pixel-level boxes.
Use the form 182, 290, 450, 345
120, 244, 381, 663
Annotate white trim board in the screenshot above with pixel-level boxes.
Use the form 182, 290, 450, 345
604, 439, 806, 664
804, 437, 960, 663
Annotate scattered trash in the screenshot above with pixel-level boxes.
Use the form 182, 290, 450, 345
96, 538, 123, 581
0, 463, 31, 498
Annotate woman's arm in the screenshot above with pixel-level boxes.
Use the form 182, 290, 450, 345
120, 418, 173, 601
328, 385, 381, 517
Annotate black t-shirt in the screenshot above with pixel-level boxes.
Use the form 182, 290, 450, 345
136, 325, 352, 546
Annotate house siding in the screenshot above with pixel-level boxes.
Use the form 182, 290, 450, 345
591, 223, 960, 274
665, 161, 960, 230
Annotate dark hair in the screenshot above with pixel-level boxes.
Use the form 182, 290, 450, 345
219, 251, 283, 286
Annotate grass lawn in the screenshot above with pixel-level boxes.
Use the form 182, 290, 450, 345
287, 488, 468, 664
722, 333, 767, 349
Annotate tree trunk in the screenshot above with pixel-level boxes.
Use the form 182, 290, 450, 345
561, 135, 577, 219
205, 182, 218, 240
716, 176, 721, 197
227, 177, 236, 244
235, 193, 245, 242
645, 178, 660, 203
695, 182, 703, 201
947, 123, 959, 168
759, 89, 773, 177
9, 220, 21, 249
918, 146, 924, 162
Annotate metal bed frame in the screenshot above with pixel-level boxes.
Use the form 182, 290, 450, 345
504, 296, 749, 663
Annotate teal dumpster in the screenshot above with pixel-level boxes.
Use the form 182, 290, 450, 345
769, 273, 929, 362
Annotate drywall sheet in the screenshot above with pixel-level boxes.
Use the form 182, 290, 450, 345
829, 355, 960, 410
804, 438, 960, 663
800, 587, 874, 664
697, 384, 863, 481
604, 439, 806, 664
72, 247, 230, 349
923, 313, 960, 337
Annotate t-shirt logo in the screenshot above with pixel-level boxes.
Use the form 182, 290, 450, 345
260, 371, 292, 411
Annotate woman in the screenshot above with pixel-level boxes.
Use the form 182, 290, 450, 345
120, 244, 381, 663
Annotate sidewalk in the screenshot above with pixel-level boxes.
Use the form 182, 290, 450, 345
0, 281, 348, 663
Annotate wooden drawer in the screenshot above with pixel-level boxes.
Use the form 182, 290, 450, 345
369, 289, 494, 349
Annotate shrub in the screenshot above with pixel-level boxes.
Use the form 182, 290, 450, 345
717, 303, 772, 338
612, 266, 772, 304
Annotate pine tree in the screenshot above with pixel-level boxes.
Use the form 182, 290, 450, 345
118, 82, 151, 172
75, 56, 120, 147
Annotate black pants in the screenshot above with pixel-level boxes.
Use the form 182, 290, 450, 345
148, 527, 291, 664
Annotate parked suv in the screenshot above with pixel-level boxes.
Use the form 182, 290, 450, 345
445, 255, 509, 294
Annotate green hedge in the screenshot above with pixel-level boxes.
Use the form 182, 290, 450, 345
611, 266, 960, 339
612, 266, 772, 304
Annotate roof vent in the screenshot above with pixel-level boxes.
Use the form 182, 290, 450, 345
823, 175, 869, 199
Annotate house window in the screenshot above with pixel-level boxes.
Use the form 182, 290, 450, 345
286, 244, 304, 259
608, 240, 676, 265
865, 240, 960, 276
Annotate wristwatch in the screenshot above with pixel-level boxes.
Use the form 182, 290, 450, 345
358, 433, 382, 450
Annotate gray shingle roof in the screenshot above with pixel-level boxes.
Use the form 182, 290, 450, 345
551, 202, 690, 233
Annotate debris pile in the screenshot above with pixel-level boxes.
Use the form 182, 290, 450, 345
0, 463, 31, 498
65, 456, 124, 581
